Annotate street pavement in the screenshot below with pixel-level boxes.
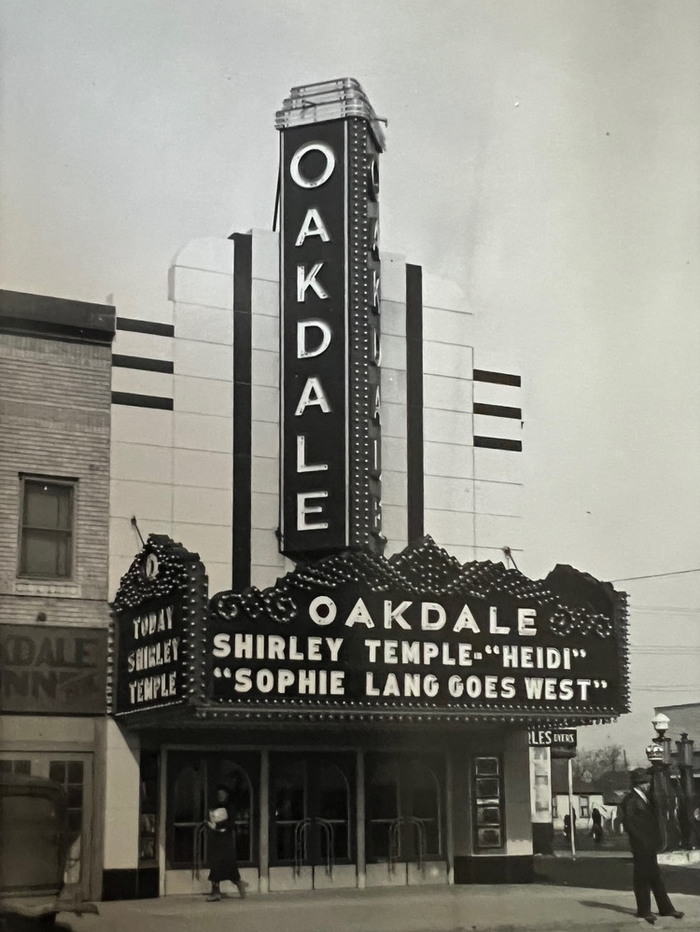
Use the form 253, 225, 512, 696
536, 855, 700, 896
40, 875, 700, 932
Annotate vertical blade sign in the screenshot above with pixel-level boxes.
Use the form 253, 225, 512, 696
278, 85, 384, 559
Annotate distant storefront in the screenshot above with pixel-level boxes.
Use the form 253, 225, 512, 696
0, 624, 108, 893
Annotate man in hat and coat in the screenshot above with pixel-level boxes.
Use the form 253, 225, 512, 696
621, 767, 684, 924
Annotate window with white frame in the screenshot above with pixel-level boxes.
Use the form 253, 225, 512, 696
18, 476, 76, 579
579, 795, 590, 818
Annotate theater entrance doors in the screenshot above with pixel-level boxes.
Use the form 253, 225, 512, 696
159, 746, 450, 894
163, 751, 257, 895
268, 753, 355, 891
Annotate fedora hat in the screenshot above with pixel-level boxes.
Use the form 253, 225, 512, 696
630, 767, 652, 785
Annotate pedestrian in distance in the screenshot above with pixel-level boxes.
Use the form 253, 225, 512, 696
563, 809, 576, 841
206, 785, 247, 902
621, 767, 684, 925
591, 806, 604, 844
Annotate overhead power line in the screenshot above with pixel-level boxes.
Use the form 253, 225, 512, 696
612, 568, 700, 583
630, 606, 700, 615
635, 686, 699, 692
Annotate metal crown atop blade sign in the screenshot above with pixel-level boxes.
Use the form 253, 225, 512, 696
275, 78, 387, 148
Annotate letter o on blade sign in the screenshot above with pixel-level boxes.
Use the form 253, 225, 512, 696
290, 142, 336, 189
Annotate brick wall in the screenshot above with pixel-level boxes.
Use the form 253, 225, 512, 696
0, 333, 112, 627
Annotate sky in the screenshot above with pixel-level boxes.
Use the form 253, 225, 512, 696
1, 0, 699, 761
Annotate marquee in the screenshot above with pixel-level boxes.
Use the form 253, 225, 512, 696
205, 537, 630, 724
111, 534, 208, 717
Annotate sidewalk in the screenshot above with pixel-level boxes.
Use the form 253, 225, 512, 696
54, 882, 700, 932
535, 854, 700, 896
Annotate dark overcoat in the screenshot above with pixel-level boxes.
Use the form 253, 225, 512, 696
207, 804, 240, 883
621, 789, 661, 856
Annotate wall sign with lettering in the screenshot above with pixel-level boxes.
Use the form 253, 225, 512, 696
111, 534, 208, 717
528, 727, 577, 759
278, 104, 383, 557
0, 624, 107, 715
528, 727, 577, 747
207, 537, 630, 724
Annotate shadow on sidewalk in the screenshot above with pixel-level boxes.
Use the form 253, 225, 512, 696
578, 899, 637, 918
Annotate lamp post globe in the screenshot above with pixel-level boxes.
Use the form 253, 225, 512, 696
652, 712, 671, 738
647, 711, 681, 851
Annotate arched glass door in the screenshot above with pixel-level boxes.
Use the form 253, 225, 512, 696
210, 758, 254, 863
168, 759, 204, 868
404, 760, 442, 859
317, 761, 352, 864
366, 758, 399, 860
365, 753, 445, 879
269, 754, 353, 889
165, 751, 258, 894
271, 758, 305, 864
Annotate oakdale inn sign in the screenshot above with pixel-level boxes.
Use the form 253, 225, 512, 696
111, 535, 630, 726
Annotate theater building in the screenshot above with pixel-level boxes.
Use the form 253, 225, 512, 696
105, 79, 630, 899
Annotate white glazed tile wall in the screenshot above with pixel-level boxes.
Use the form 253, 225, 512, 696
111, 367, 173, 398
174, 304, 233, 345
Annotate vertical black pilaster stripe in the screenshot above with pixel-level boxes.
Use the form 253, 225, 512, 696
231, 233, 252, 592
406, 264, 424, 542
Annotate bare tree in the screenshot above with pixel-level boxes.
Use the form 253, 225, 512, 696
572, 744, 626, 783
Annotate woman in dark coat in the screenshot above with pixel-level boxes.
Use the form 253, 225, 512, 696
206, 785, 246, 901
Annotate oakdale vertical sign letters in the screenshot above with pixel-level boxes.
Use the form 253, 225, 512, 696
279, 112, 383, 556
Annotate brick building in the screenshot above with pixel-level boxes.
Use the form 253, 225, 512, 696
0, 290, 115, 901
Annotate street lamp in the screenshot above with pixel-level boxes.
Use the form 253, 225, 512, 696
675, 733, 697, 849
647, 713, 670, 760
652, 712, 670, 736
646, 712, 679, 851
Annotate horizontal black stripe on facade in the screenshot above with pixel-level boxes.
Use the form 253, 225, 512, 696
473, 402, 522, 420
473, 368, 521, 387
116, 317, 174, 338
112, 354, 174, 373
111, 392, 173, 410
474, 436, 522, 452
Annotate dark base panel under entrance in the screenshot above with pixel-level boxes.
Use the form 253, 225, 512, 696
532, 822, 554, 855
453, 855, 533, 884
101, 868, 159, 900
